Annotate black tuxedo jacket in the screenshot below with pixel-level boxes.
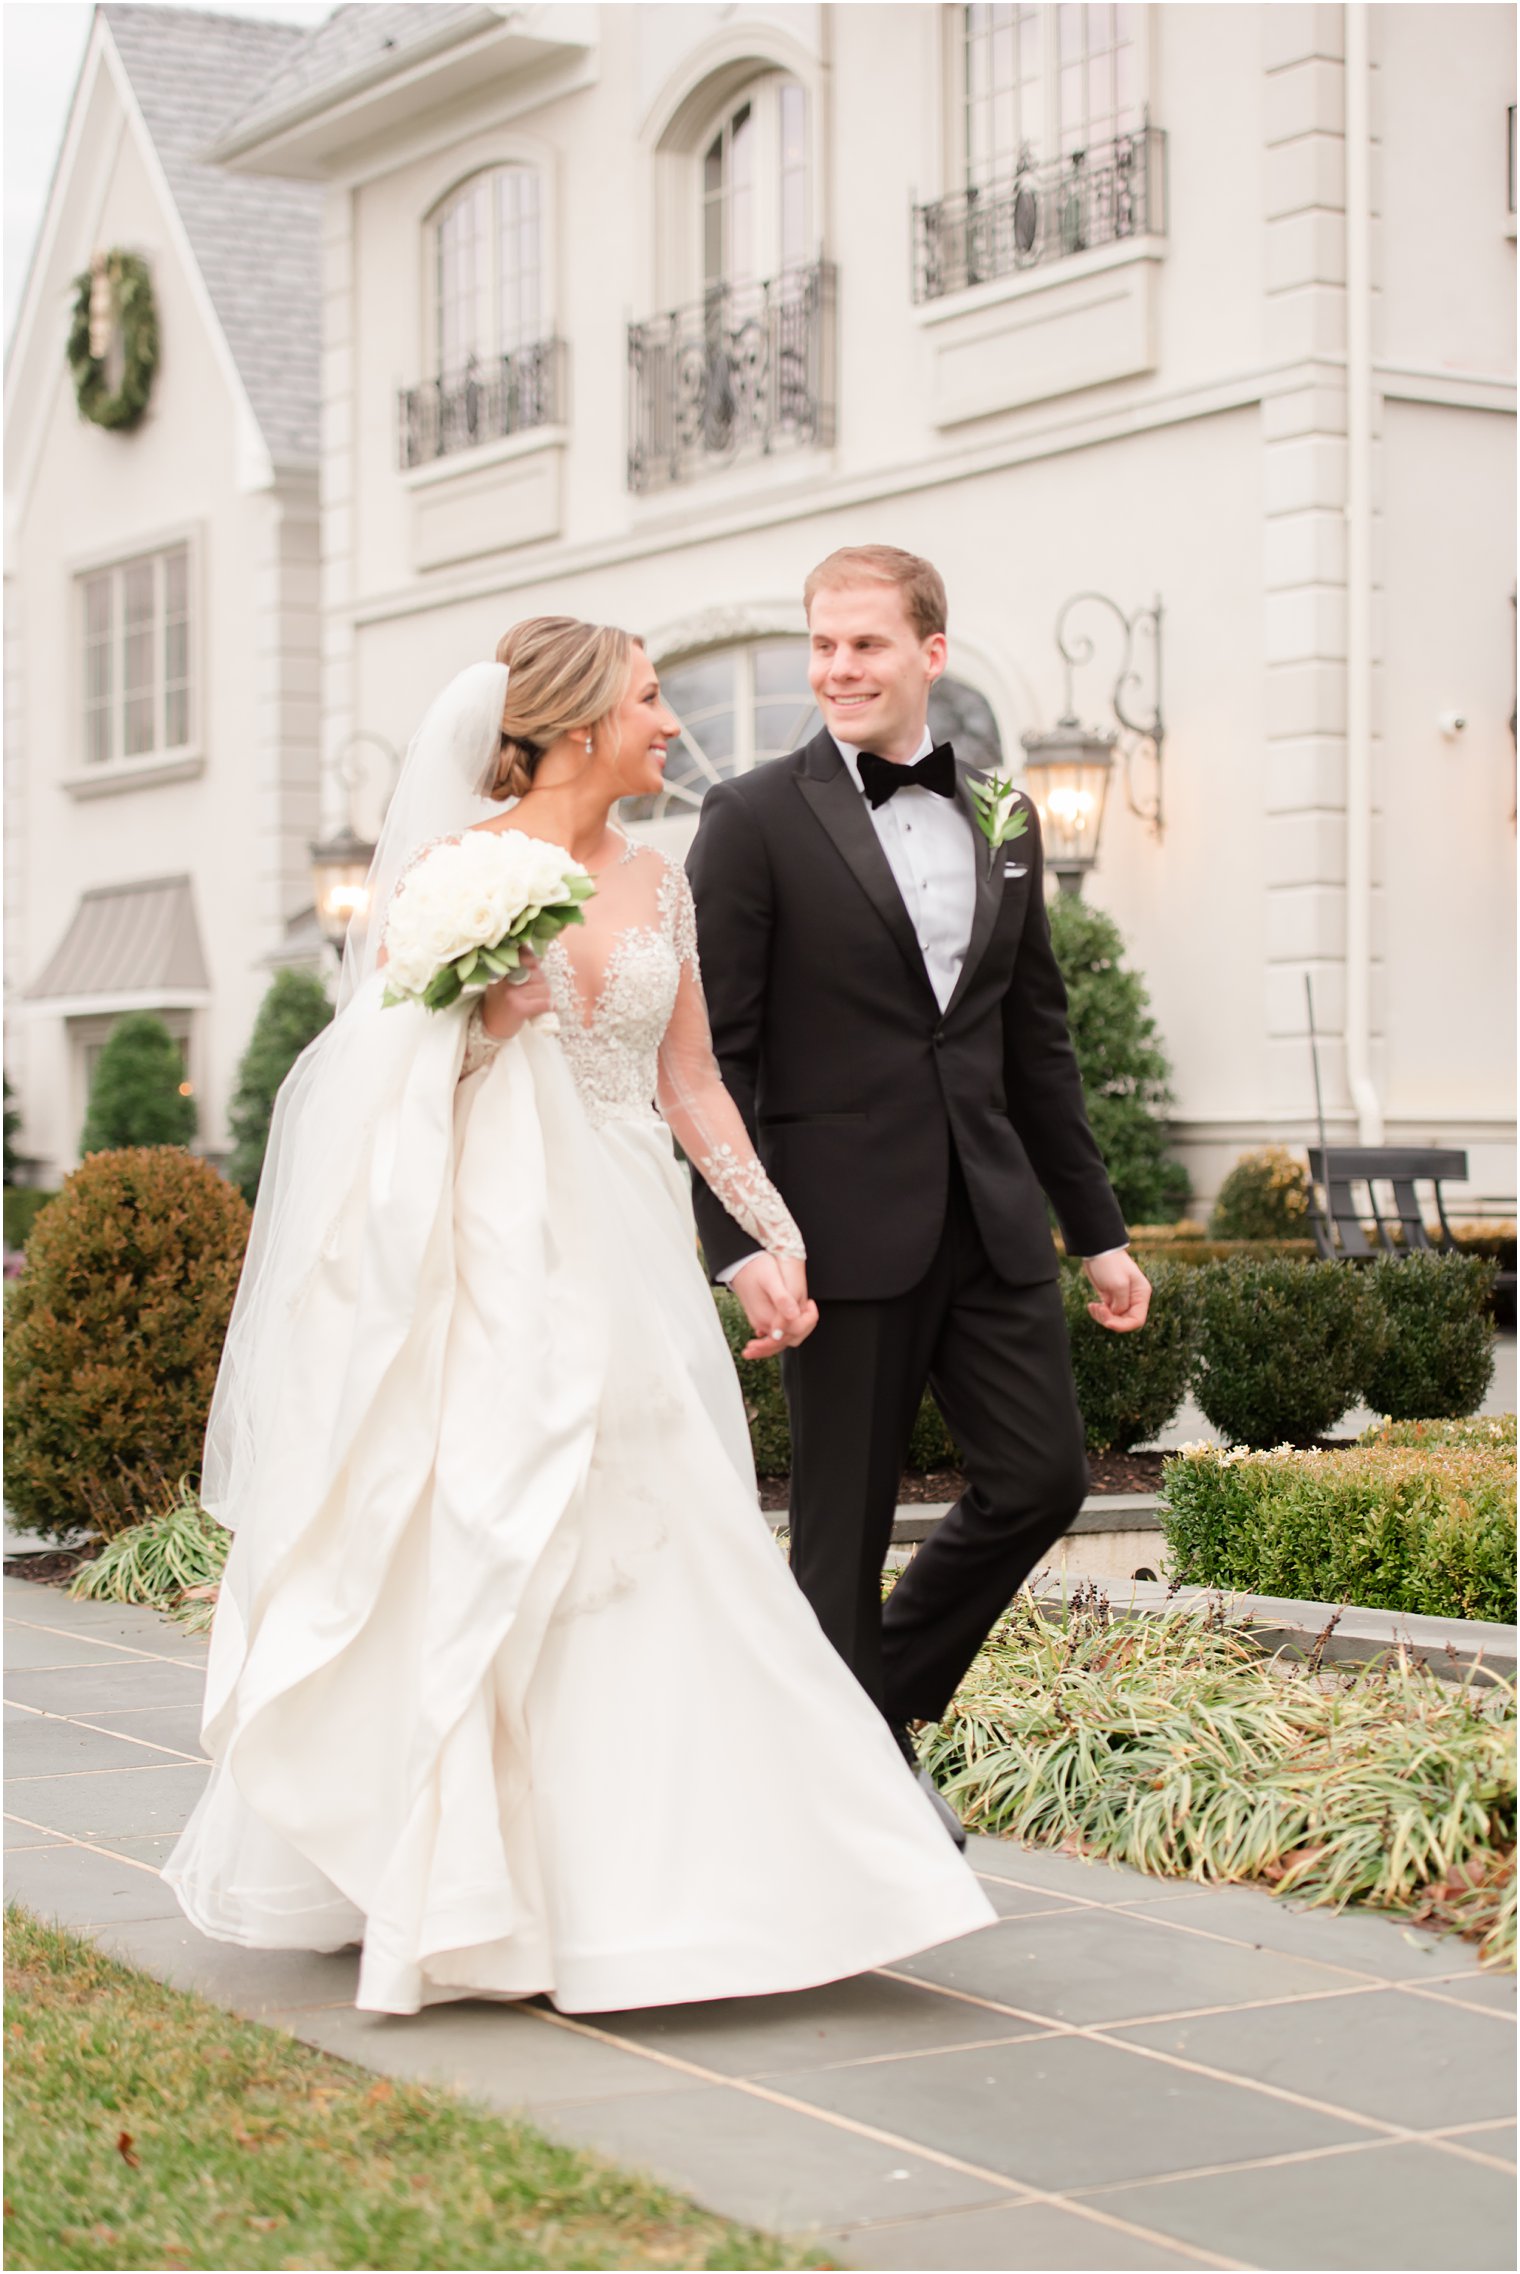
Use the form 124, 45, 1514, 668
685, 728, 1128, 1301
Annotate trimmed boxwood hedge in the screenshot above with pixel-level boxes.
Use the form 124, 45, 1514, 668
1362, 1251, 1497, 1422
1160, 1440, 1517, 1623
1062, 1256, 1200, 1454
1191, 1255, 1387, 1448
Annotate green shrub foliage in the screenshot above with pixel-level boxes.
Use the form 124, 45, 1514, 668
1362, 1252, 1497, 1422
226, 969, 333, 1203
1361, 1412, 1515, 1454
79, 1013, 195, 1154
1191, 1256, 1385, 1448
4, 1074, 19, 1185
3, 1189, 58, 1253
3, 1149, 249, 1542
1160, 1442, 1516, 1623
1047, 894, 1189, 1225
1062, 1257, 1201, 1453
1209, 1147, 1314, 1241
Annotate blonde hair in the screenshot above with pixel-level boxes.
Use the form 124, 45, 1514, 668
488, 616, 641, 799
803, 545, 948, 642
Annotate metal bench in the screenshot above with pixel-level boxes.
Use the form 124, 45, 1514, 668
1305, 1146, 1468, 1260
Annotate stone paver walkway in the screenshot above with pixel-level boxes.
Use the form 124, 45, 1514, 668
5, 1573, 1515, 2271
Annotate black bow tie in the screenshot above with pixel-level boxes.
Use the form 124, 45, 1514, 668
856, 743, 957, 809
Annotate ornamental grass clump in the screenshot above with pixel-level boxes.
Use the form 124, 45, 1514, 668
1191, 1255, 1385, 1447
920, 1591, 1516, 1969
3, 1149, 249, 1543
1160, 1443, 1516, 1623
1062, 1256, 1200, 1453
69, 1477, 227, 1633
1361, 1250, 1497, 1421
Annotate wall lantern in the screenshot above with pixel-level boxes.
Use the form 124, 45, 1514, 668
1021, 592, 1164, 895
309, 821, 376, 951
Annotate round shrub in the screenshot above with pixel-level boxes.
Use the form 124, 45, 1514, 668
1047, 894, 1189, 1225
1209, 1147, 1313, 1241
226, 968, 333, 1203
1191, 1256, 1386, 1449
3, 1149, 249, 1542
1062, 1256, 1201, 1453
1362, 1251, 1497, 1422
80, 1013, 195, 1153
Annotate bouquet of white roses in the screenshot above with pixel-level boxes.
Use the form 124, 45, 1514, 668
381, 830, 595, 1022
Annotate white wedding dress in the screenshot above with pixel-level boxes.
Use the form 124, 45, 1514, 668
166, 820, 993, 2015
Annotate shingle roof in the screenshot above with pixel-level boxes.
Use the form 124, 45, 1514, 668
102, 6, 323, 464
216, 4, 497, 150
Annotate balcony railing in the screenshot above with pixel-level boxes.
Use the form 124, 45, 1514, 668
397, 339, 565, 470
912, 127, 1166, 304
627, 261, 836, 494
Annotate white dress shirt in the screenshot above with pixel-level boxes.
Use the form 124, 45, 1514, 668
717, 725, 1127, 1278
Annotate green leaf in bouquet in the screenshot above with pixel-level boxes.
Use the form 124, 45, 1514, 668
456, 949, 480, 985
566, 873, 597, 903
381, 984, 405, 1010
424, 965, 464, 1012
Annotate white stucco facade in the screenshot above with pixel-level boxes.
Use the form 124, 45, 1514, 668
3, 9, 323, 1185
9, 1, 1515, 1213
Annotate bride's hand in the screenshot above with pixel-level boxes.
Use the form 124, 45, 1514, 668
481, 950, 554, 1040
733, 1252, 819, 1359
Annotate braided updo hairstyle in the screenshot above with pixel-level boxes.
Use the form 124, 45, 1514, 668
487, 616, 641, 800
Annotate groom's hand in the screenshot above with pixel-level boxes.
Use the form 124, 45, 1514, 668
732, 1253, 819, 1359
1083, 1248, 1151, 1333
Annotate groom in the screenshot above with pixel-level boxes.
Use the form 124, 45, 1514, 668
686, 546, 1151, 1814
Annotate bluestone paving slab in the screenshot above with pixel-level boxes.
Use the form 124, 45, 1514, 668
2, 1623, 148, 1672
1401, 1971, 1518, 2017
534, 2078, 1018, 2233
1117, 1986, 1517, 2131
2, 1761, 206, 1840
278, 2000, 699, 2110
584, 1970, 1053, 2077
4, 1715, 191, 1777
92, 1916, 362, 2016
962, 1838, 1176, 1906
70, 1705, 209, 1755
89, 1831, 183, 1867
4, 1838, 184, 1926
1437, 2120, 1517, 2166
971, 1874, 1099, 1920
5, 1662, 207, 1714
817, 2195, 1201, 2270
1086, 2139, 1517, 2271
1111, 1880, 1486, 1982
3, 1821, 67, 1850
762, 2030, 1368, 2192
891, 1907, 1365, 2024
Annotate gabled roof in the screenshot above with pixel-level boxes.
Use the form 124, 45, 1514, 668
101, 5, 324, 465
215, 3, 500, 153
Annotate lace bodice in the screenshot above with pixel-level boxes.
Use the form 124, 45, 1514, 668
450, 830, 803, 1262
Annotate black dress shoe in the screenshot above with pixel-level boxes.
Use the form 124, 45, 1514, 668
888, 1721, 967, 1852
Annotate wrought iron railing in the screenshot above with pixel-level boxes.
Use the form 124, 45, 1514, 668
397, 339, 565, 469
627, 261, 836, 494
912, 127, 1165, 304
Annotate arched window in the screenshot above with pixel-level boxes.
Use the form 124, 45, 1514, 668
699, 74, 810, 292
622, 639, 1003, 823
430, 164, 543, 380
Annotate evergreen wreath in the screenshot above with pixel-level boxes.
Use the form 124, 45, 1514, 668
67, 249, 158, 431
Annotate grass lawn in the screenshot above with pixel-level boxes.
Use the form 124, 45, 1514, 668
4, 1908, 826, 2273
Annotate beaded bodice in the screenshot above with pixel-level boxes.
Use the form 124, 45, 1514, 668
542, 858, 693, 1132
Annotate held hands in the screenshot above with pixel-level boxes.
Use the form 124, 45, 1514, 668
1083, 1248, 1152, 1333
481, 949, 554, 1041
731, 1251, 819, 1359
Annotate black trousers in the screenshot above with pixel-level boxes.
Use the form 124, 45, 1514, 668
781, 1154, 1088, 1723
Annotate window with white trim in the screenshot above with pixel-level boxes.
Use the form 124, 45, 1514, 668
622, 639, 1003, 822
79, 543, 191, 767
962, 2, 1143, 183
699, 74, 810, 292
431, 164, 544, 380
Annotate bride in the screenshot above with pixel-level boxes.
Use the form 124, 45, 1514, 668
165, 617, 994, 2016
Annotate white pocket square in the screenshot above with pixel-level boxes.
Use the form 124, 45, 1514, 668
1004, 861, 1029, 879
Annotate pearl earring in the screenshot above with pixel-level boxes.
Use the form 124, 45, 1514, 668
584, 734, 594, 755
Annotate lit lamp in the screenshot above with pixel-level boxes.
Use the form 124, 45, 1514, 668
309, 822, 376, 953
1019, 716, 1116, 894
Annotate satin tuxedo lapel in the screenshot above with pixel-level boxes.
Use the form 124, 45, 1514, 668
943, 760, 1008, 1019
793, 732, 938, 1006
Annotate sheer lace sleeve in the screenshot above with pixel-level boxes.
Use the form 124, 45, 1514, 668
654, 863, 805, 1261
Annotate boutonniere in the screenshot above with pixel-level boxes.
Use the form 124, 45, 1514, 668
965, 770, 1030, 876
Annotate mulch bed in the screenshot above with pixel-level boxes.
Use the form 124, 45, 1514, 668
3, 1548, 89, 1586
758, 1449, 1168, 1514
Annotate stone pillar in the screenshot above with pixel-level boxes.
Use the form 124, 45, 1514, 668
1261, 2, 1384, 1133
